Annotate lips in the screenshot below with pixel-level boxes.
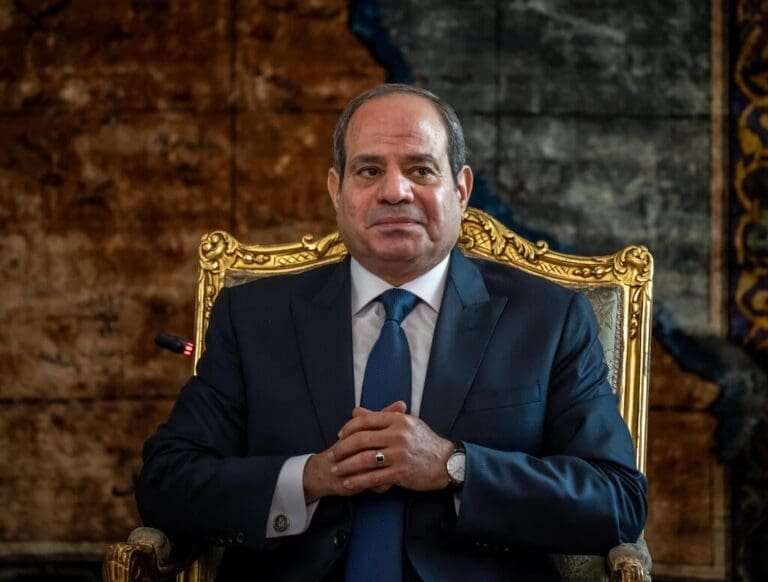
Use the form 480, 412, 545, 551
367, 210, 425, 228
373, 216, 419, 225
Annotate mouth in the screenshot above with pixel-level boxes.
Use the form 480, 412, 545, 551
368, 209, 426, 228
372, 217, 420, 226
369, 217, 424, 232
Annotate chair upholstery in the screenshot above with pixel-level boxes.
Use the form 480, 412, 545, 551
104, 207, 653, 582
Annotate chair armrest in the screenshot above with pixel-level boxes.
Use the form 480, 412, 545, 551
103, 526, 196, 582
556, 553, 609, 581
608, 537, 652, 581
556, 537, 652, 582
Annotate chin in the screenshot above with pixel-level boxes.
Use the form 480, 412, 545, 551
369, 238, 423, 259
372, 250, 421, 265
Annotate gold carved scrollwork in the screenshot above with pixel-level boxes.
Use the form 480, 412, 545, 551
572, 265, 612, 279
300, 231, 344, 256
458, 212, 653, 343
612, 246, 653, 340
459, 208, 549, 263
198, 231, 238, 339
614, 246, 653, 285
199, 231, 238, 271
611, 558, 652, 582
566, 247, 653, 339
103, 542, 158, 582
570, 246, 651, 288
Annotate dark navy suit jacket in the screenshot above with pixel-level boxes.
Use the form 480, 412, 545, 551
136, 249, 647, 581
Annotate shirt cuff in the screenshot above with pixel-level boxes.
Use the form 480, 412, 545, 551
266, 454, 320, 538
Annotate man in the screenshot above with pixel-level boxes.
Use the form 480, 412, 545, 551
136, 84, 647, 581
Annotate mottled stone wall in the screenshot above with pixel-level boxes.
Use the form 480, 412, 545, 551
376, 1, 722, 580
0, 0, 382, 554
379, 0, 712, 333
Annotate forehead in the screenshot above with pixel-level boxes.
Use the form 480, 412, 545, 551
344, 94, 448, 158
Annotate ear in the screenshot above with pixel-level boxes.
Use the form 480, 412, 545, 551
455, 165, 473, 211
327, 167, 341, 210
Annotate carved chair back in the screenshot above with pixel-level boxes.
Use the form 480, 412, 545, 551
195, 207, 652, 472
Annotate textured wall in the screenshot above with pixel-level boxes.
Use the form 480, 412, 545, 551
379, 0, 712, 333
0, 1, 731, 581
0, 0, 383, 553
374, 1, 724, 579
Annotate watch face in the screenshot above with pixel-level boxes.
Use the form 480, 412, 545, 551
447, 452, 465, 483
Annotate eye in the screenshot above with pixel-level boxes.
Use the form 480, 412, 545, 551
412, 166, 436, 179
357, 167, 381, 178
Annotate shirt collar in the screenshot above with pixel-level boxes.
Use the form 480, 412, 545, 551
350, 254, 451, 316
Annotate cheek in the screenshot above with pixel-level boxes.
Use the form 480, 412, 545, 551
337, 195, 365, 229
429, 191, 456, 221
431, 193, 462, 236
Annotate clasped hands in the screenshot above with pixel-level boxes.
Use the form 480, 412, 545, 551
303, 400, 454, 503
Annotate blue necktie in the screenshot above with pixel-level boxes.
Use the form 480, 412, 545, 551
345, 289, 419, 582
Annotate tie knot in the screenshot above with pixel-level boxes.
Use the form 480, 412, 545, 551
378, 289, 419, 324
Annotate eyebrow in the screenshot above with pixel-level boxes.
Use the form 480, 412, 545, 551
403, 153, 440, 167
348, 154, 386, 167
348, 153, 441, 167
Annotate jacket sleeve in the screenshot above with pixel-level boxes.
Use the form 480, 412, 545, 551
135, 287, 288, 550
452, 293, 648, 555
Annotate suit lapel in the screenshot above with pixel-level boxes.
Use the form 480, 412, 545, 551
291, 258, 355, 448
419, 250, 507, 436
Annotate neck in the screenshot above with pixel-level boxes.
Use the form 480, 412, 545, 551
357, 254, 450, 287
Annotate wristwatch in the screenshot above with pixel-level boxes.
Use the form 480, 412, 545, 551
446, 441, 466, 487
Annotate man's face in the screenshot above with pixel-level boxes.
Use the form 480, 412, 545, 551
327, 93, 473, 285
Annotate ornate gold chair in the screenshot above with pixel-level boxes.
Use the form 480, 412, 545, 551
104, 207, 653, 582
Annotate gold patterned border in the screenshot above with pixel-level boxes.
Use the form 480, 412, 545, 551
731, 1, 768, 352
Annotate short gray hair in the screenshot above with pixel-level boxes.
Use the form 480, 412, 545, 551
332, 84, 467, 183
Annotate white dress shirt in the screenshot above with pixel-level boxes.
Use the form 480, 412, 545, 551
265, 255, 451, 537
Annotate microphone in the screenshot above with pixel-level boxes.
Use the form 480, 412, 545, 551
155, 332, 194, 357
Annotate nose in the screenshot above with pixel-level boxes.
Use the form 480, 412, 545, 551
378, 169, 414, 204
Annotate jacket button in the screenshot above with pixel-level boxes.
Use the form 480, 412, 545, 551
235, 532, 246, 544
334, 529, 348, 546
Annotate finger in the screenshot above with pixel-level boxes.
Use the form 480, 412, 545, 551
341, 467, 398, 492
385, 400, 407, 413
331, 429, 389, 462
340, 409, 376, 438
350, 405, 372, 418
332, 448, 393, 477
339, 409, 403, 439
351, 400, 406, 419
